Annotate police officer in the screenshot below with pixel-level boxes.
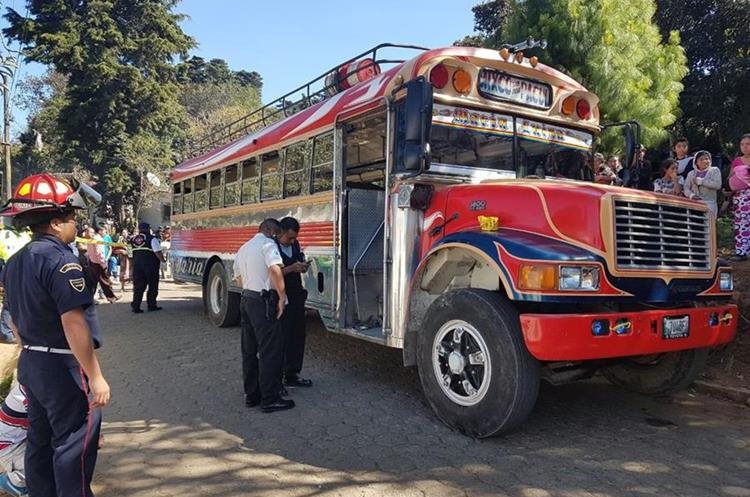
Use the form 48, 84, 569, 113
130, 221, 165, 313
0, 173, 110, 497
276, 217, 313, 388
233, 218, 294, 413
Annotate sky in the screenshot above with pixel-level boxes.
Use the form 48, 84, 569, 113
2, 0, 480, 137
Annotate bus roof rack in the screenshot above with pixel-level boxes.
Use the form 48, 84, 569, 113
182, 43, 429, 161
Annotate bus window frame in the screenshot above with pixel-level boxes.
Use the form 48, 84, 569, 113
194, 173, 208, 211
182, 177, 195, 213
172, 181, 183, 215
283, 139, 311, 198
224, 163, 240, 207
260, 150, 283, 202
311, 132, 334, 193
209, 169, 223, 210
241, 157, 260, 204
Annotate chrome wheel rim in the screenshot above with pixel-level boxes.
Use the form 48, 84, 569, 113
432, 319, 491, 406
209, 274, 224, 315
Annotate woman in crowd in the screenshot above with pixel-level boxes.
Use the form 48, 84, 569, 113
653, 159, 683, 196
729, 134, 750, 261
684, 150, 722, 216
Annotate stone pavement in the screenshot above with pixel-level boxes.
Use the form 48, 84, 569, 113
92, 281, 750, 497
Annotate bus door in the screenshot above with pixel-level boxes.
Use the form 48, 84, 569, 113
336, 109, 389, 342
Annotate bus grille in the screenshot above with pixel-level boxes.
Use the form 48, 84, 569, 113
613, 199, 711, 271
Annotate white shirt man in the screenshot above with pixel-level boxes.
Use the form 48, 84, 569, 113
233, 219, 294, 413
233, 233, 283, 292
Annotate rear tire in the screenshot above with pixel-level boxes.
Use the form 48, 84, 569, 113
417, 289, 540, 437
204, 263, 240, 327
601, 348, 709, 396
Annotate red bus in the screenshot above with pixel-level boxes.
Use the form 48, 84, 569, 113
170, 43, 737, 437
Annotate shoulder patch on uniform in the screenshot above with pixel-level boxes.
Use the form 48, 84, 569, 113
59, 263, 83, 274
68, 277, 86, 293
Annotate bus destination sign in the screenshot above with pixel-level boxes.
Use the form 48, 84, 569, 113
477, 69, 552, 109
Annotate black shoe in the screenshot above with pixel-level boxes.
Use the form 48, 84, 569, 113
245, 395, 261, 408
260, 398, 295, 413
132, 308, 144, 314
147, 306, 163, 311
284, 375, 313, 388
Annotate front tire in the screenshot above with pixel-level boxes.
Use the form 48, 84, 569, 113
601, 348, 709, 396
417, 289, 540, 437
204, 263, 240, 327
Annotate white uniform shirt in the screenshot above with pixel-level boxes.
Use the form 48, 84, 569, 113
233, 233, 283, 291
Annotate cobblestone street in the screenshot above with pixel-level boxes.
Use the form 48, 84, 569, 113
92, 281, 750, 497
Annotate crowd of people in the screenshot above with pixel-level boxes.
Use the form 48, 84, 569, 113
596, 134, 750, 262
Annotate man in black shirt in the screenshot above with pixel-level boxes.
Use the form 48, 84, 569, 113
277, 217, 313, 388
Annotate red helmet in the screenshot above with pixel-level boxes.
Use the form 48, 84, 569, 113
1, 173, 101, 228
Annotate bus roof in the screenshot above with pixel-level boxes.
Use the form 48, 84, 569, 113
171, 46, 591, 182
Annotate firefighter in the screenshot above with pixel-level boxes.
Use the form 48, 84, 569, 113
129, 221, 165, 313
0, 173, 110, 497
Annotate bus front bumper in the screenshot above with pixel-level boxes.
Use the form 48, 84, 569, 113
519, 304, 738, 361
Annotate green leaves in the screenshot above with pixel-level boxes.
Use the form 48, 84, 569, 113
461, 0, 689, 149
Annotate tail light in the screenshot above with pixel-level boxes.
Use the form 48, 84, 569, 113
452, 68, 472, 94
576, 99, 591, 119
561, 96, 576, 115
430, 63, 449, 89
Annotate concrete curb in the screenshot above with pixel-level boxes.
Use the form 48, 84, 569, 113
693, 380, 750, 406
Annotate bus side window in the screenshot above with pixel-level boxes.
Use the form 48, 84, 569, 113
172, 182, 183, 215
241, 158, 259, 204
209, 170, 222, 209
261, 151, 282, 201
225, 164, 239, 206
183, 178, 194, 213
194, 174, 208, 211
311, 133, 333, 193
284, 141, 310, 198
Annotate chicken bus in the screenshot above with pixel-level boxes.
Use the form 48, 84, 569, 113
169, 43, 737, 437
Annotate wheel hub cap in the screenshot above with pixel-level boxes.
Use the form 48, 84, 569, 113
448, 351, 465, 374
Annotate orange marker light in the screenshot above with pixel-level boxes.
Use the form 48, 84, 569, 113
519, 264, 557, 291
452, 68, 472, 94
561, 96, 576, 115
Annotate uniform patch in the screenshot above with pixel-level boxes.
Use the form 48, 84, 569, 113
59, 263, 83, 274
68, 278, 86, 292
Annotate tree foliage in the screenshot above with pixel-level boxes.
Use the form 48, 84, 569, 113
459, 0, 688, 147
4, 0, 194, 216
654, 0, 750, 154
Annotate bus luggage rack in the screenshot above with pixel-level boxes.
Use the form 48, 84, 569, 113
183, 43, 428, 161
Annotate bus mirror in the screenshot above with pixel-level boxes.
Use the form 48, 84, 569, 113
624, 124, 636, 169
402, 77, 433, 171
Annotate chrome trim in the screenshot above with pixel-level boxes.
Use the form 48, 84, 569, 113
613, 198, 711, 271
427, 163, 516, 182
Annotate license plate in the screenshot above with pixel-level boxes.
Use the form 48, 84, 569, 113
663, 315, 690, 339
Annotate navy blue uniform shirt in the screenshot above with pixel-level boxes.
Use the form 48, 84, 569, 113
2, 234, 102, 348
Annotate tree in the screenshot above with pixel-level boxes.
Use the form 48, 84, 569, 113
655, 0, 750, 154
177, 56, 263, 89
4, 0, 195, 220
459, 0, 688, 147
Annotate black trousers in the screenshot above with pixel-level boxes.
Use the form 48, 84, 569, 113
86, 263, 116, 300
132, 262, 159, 310
282, 292, 307, 376
241, 293, 284, 405
18, 350, 102, 497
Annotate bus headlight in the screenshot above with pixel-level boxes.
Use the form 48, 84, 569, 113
559, 266, 600, 291
719, 270, 733, 291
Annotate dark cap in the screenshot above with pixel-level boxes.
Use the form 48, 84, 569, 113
138, 221, 150, 231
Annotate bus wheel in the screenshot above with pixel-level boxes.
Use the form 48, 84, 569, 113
601, 349, 709, 396
204, 263, 240, 327
417, 288, 540, 437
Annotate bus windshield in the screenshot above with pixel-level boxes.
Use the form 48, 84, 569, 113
429, 104, 594, 181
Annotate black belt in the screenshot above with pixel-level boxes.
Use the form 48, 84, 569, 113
242, 290, 262, 297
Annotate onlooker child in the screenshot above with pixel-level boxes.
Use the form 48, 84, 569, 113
684, 150, 722, 216
673, 136, 693, 180
729, 133, 750, 261
653, 159, 683, 196
0, 383, 29, 496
